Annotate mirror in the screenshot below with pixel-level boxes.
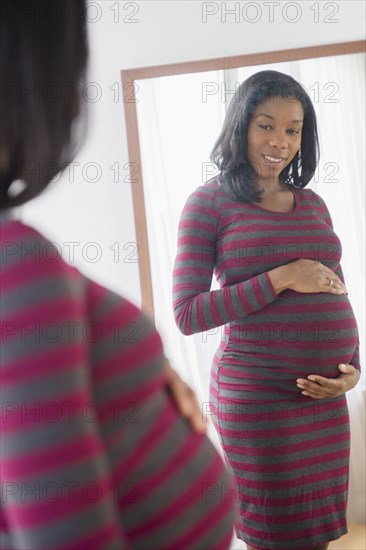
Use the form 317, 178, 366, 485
121, 41, 365, 525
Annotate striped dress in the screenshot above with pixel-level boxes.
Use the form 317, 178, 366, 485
0, 213, 237, 550
172, 178, 361, 550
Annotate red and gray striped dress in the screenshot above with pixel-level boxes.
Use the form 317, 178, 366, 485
0, 214, 237, 550
172, 178, 361, 550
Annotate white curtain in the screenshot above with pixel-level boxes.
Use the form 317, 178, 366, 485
136, 70, 227, 448
136, 53, 365, 524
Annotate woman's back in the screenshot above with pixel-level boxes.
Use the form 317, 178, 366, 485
0, 216, 237, 549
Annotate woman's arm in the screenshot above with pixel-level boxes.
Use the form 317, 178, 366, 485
173, 186, 350, 336
0, 229, 129, 549
172, 186, 279, 335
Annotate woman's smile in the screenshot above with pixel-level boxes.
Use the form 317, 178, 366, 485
261, 154, 288, 167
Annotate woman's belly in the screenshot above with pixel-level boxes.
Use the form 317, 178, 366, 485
213, 290, 359, 400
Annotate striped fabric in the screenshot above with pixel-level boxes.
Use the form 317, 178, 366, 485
172, 178, 360, 550
0, 216, 237, 550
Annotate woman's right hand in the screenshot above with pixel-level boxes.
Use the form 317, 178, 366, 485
284, 258, 348, 294
269, 259, 348, 295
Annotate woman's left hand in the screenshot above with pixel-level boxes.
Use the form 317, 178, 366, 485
296, 363, 361, 399
164, 357, 207, 434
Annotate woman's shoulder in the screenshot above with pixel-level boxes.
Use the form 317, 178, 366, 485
183, 177, 225, 212
0, 218, 79, 279
0, 217, 165, 370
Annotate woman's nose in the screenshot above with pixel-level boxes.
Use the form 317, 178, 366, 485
268, 132, 288, 148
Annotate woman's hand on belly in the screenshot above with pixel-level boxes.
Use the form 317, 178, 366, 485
296, 363, 361, 399
272, 258, 348, 295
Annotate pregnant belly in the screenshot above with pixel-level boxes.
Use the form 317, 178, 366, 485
223, 291, 359, 380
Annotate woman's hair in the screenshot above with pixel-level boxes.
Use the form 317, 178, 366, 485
0, 0, 88, 209
210, 69, 320, 202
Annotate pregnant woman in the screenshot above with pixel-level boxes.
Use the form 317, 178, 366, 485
172, 70, 361, 550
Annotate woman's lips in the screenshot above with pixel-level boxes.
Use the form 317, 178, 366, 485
261, 154, 287, 167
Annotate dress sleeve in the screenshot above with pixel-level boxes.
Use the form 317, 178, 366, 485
172, 186, 279, 335
315, 193, 361, 372
0, 229, 131, 549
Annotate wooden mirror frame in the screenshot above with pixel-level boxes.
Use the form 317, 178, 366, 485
121, 40, 365, 321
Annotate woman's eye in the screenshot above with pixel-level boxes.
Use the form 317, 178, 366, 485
258, 125, 300, 134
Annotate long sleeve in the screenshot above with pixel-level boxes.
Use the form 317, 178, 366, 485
0, 227, 130, 549
172, 185, 279, 335
315, 192, 361, 372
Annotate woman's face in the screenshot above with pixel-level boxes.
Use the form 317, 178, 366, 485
246, 95, 304, 183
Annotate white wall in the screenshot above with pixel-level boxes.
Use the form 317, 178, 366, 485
19, 0, 365, 307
